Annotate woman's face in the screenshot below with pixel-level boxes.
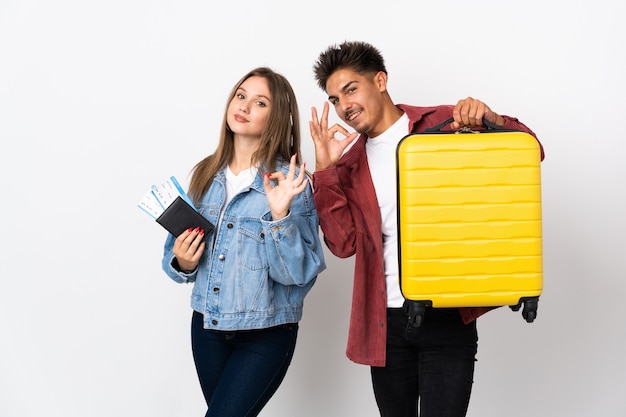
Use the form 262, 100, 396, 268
227, 75, 271, 140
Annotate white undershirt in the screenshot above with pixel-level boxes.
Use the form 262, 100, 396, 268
225, 165, 257, 204
365, 113, 410, 308
217, 166, 258, 231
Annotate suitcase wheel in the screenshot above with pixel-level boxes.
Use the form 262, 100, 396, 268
510, 297, 539, 323
402, 300, 430, 328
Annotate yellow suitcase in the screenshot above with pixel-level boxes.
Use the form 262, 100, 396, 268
396, 119, 542, 325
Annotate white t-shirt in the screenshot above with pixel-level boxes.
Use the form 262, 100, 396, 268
225, 165, 258, 204
216, 165, 258, 231
365, 113, 410, 308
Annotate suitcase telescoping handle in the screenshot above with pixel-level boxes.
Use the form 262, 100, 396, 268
425, 117, 502, 133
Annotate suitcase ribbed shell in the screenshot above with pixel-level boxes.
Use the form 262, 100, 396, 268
396, 130, 542, 308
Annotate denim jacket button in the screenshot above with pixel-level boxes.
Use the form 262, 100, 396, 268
218, 254, 225, 260
211, 319, 218, 325
213, 287, 220, 293
227, 223, 234, 229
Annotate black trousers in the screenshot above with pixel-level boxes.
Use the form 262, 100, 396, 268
370, 307, 478, 417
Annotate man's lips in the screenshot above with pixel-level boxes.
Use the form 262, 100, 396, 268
346, 110, 361, 122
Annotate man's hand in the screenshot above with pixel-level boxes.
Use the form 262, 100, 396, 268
451, 96, 505, 130
309, 102, 359, 171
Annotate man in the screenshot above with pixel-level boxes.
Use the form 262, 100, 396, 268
309, 41, 544, 417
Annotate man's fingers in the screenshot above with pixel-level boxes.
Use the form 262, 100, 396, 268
320, 102, 330, 130
311, 106, 320, 128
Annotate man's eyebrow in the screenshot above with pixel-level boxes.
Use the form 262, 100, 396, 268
328, 80, 357, 101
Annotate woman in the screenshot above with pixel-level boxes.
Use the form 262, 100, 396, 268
161, 67, 326, 417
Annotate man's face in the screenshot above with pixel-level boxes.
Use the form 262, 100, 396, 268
325, 68, 386, 136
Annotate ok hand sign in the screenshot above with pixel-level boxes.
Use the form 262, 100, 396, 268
263, 154, 308, 221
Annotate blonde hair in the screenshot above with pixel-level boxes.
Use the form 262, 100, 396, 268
187, 67, 301, 204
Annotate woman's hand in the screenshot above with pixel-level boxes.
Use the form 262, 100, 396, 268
263, 154, 308, 221
173, 226, 205, 272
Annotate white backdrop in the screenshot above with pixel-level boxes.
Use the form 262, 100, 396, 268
1, 1, 625, 416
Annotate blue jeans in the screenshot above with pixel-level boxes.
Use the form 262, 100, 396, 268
191, 311, 298, 417
370, 307, 478, 417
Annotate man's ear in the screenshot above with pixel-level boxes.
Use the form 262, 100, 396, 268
374, 71, 388, 91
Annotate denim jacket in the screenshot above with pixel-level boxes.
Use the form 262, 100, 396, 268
162, 164, 326, 331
